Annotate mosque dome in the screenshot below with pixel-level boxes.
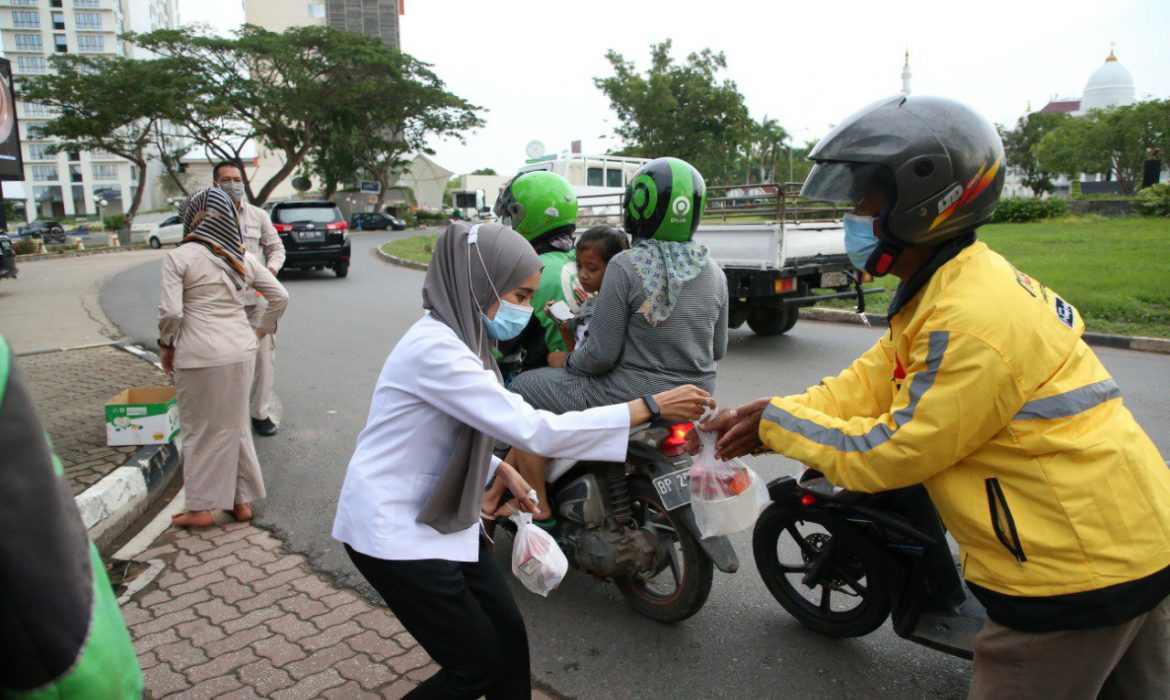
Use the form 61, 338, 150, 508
1080, 48, 1135, 113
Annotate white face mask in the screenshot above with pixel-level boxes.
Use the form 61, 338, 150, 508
217, 181, 245, 203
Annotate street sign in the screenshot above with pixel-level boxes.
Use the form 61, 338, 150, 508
360, 180, 382, 194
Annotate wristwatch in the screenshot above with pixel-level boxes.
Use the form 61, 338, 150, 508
641, 394, 661, 422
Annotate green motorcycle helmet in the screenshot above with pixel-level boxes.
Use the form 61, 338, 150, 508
624, 157, 707, 242
493, 171, 578, 241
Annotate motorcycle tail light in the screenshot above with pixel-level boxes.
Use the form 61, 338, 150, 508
660, 422, 693, 456
800, 493, 817, 506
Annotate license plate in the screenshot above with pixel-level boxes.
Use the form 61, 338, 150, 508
820, 271, 848, 289
296, 230, 324, 242
652, 468, 691, 511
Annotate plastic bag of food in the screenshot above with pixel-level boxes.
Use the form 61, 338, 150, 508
509, 512, 569, 597
688, 427, 768, 538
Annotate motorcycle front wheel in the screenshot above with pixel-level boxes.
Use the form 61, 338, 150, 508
615, 478, 714, 624
753, 502, 890, 637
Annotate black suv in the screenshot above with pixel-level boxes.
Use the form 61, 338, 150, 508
23, 220, 66, 244
270, 201, 351, 278
349, 212, 406, 231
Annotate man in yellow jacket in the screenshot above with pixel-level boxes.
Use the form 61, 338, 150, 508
703, 95, 1170, 699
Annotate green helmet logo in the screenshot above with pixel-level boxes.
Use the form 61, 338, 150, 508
623, 157, 706, 242
627, 174, 658, 221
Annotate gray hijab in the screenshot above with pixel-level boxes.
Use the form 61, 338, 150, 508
416, 222, 543, 534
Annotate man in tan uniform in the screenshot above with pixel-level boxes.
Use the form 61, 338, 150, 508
213, 162, 286, 436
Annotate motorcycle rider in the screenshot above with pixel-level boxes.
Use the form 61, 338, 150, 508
699, 95, 1170, 699
491, 171, 580, 379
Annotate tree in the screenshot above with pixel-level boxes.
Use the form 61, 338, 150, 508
129, 25, 377, 204
1000, 111, 1069, 195
1036, 100, 1170, 195
470, 168, 497, 176
20, 55, 192, 227
294, 32, 482, 208
594, 40, 754, 184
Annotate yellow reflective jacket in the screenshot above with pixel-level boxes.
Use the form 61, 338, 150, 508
759, 241, 1170, 631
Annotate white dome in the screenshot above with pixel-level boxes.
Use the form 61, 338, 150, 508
1080, 53, 1135, 113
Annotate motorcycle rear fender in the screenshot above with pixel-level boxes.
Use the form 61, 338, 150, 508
765, 475, 801, 504
635, 455, 740, 574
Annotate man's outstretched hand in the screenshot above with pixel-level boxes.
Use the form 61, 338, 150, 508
686, 397, 772, 460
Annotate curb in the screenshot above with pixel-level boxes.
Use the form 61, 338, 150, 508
74, 343, 183, 551
374, 244, 429, 271
16, 244, 150, 262
798, 307, 1170, 355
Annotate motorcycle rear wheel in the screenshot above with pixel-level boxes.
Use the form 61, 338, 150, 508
753, 502, 890, 637
615, 478, 714, 624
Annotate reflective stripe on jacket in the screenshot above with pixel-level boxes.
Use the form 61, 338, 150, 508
759, 241, 1170, 631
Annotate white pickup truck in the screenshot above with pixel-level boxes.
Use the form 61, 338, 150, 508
577, 182, 882, 336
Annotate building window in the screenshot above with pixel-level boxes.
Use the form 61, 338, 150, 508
90, 149, 117, 160
308, 3, 326, 18
52, 10, 65, 29
14, 33, 44, 51
16, 56, 47, 74
22, 102, 51, 117
28, 144, 54, 161
70, 164, 83, 182
11, 0, 38, 7
66, 150, 80, 162
74, 0, 100, 7
25, 125, 47, 140
76, 35, 104, 53
12, 11, 40, 28
92, 164, 117, 180
51, 0, 63, 7
606, 169, 623, 188
54, 34, 68, 53
587, 167, 603, 187
75, 11, 101, 28
31, 165, 59, 182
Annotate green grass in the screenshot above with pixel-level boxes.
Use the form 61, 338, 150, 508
381, 235, 439, 265
822, 216, 1170, 339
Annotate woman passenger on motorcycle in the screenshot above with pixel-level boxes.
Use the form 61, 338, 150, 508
332, 221, 713, 700
506, 157, 730, 523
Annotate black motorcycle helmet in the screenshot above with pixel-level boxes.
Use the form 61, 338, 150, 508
801, 95, 1005, 275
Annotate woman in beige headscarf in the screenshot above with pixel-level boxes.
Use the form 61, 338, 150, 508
158, 187, 288, 528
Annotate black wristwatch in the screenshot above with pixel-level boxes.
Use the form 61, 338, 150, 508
641, 394, 661, 422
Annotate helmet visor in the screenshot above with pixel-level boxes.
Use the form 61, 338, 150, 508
801, 161, 894, 205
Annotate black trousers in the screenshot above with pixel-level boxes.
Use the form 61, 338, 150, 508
345, 541, 531, 700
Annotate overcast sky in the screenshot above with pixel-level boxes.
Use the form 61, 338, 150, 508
179, 0, 1170, 178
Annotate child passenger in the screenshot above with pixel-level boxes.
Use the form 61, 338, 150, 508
546, 226, 629, 364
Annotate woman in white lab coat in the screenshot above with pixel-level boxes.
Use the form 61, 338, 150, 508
332, 222, 711, 700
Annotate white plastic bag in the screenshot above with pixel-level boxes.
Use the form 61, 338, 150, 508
688, 427, 768, 539
509, 512, 569, 597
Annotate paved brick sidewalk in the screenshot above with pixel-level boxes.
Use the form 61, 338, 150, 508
20, 345, 170, 496
121, 521, 558, 699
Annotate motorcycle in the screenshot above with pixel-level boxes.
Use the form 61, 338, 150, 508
500, 421, 739, 623
752, 468, 986, 658
0, 232, 17, 280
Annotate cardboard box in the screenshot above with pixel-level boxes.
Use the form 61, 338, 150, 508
105, 386, 180, 446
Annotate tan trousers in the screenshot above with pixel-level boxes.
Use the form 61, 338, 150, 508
969, 595, 1170, 700
246, 300, 276, 421
174, 359, 266, 511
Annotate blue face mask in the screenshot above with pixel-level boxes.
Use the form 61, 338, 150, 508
843, 213, 879, 272
482, 298, 533, 341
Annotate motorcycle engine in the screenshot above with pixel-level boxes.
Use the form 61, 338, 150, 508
555, 474, 660, 579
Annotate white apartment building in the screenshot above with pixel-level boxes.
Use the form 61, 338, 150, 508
0, 0, 177, 220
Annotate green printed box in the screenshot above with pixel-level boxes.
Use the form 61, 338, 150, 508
105, 386, 180, 446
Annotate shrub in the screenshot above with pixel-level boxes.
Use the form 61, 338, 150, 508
48, 241, 80, 253
13, 239, 39, 255
415, 209, 451, 223
1134, 183, 1170, 218
989, 197, 1068, 224
103, 214, 127, 232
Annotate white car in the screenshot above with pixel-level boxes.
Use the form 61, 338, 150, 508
148, 215, 184, 248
